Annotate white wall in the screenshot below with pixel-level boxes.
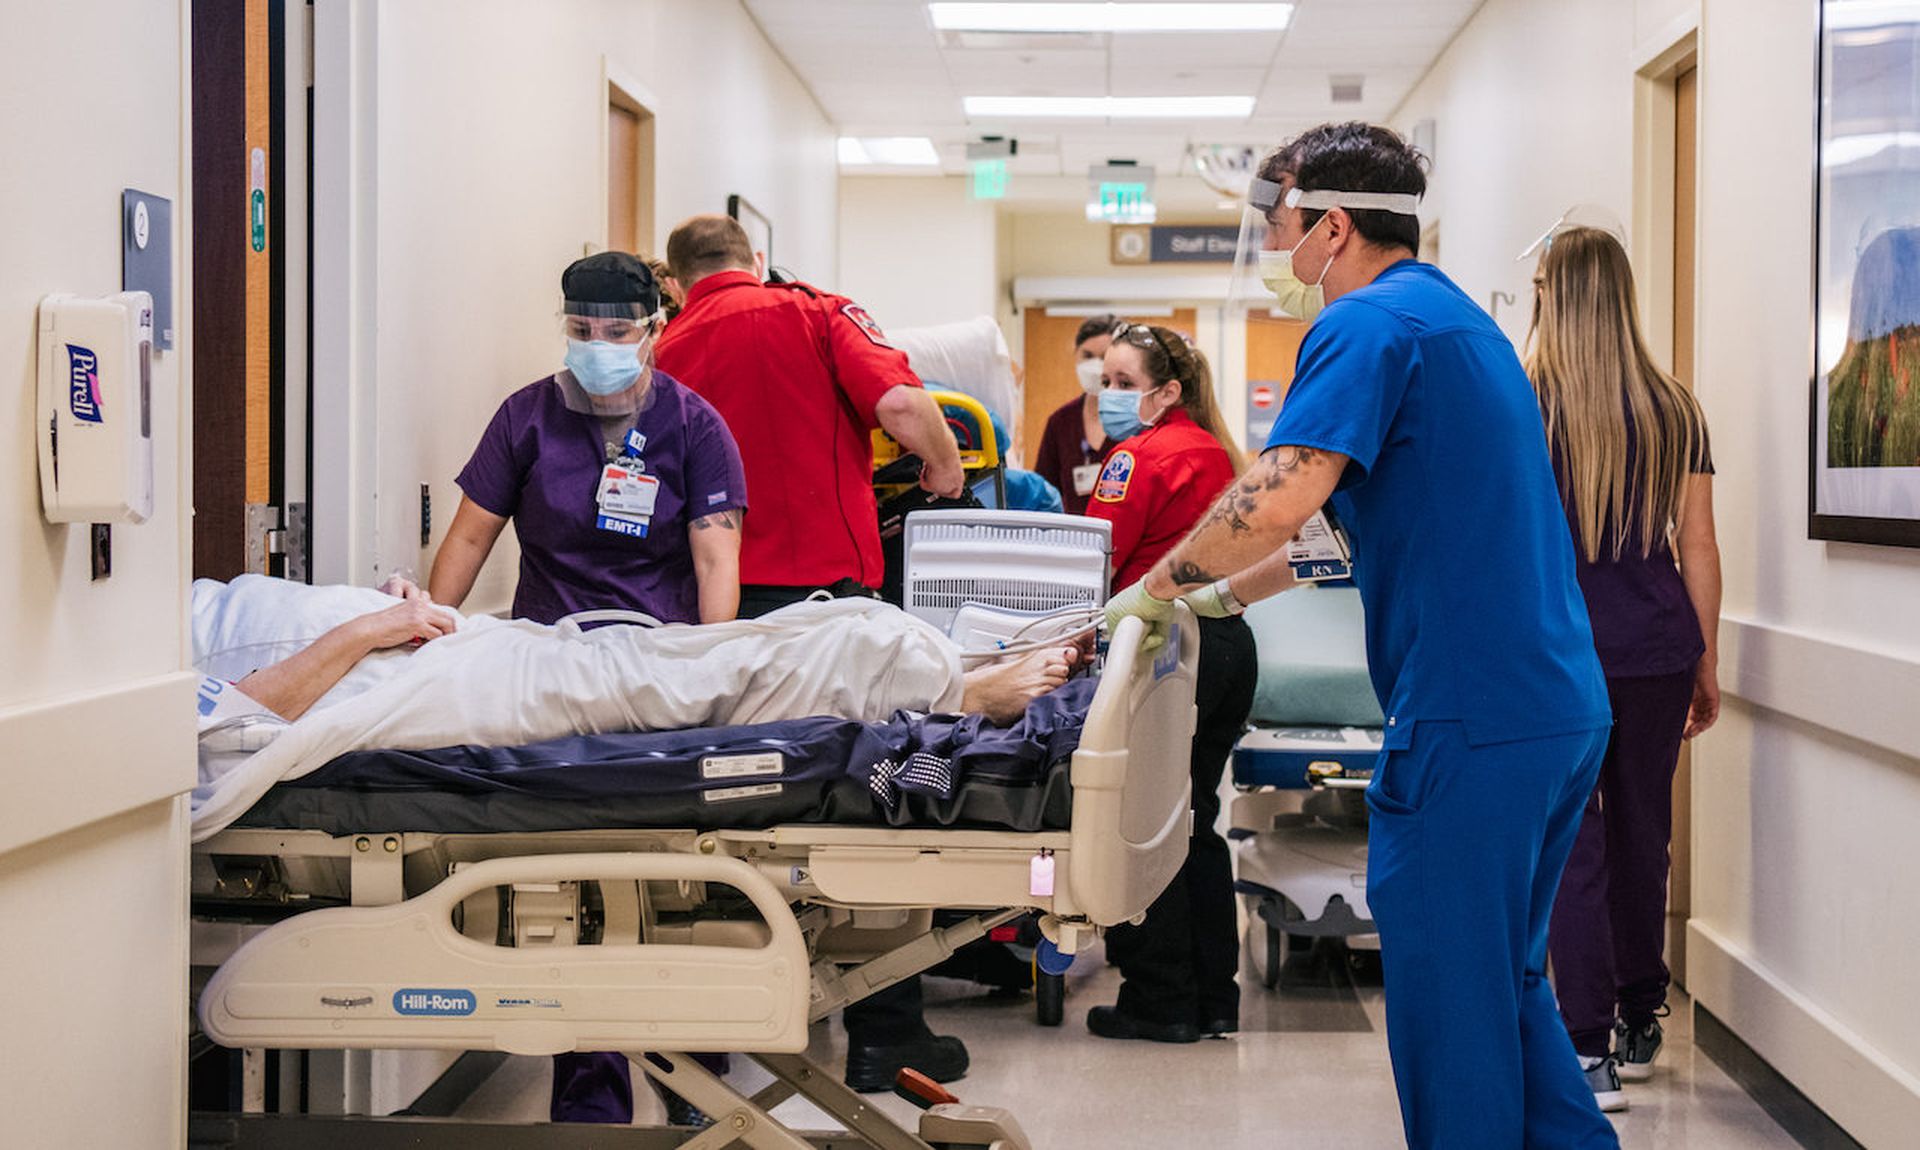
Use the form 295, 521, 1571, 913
1395, 0, 1920, 1143
0, 0, 194, 1145
1690, 1, 1920, 1144
838, 176, 998, 330
1391, 0, 1638, 346
326, 0, 839, 611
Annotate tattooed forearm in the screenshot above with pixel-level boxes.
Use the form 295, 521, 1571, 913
1197, 446, 1322, 536
1167, 560, 1220, 587
690, 509, 742, 531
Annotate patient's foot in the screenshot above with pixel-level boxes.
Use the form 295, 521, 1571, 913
961, 645, 1078, 724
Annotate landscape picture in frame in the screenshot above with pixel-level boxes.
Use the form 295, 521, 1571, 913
1811, 0, 1920, 545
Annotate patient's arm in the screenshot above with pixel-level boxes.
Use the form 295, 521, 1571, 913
235, 599, 456, 721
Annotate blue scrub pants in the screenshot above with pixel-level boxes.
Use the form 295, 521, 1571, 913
1367, 720, 1618, 1150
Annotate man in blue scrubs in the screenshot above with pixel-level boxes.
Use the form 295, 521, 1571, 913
1106, 123, 1618, 1148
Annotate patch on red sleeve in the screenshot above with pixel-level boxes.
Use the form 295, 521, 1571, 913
1093, 450, 1135, 503
841, 303, 891, 347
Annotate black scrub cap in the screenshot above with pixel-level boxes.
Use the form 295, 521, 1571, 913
561, 252, 661, 319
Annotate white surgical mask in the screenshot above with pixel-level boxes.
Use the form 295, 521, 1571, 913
1259, 215, 1334, 321
1075, 358, 1105, 396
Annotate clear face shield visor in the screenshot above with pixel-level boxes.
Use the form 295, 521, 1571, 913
1517, 203, 1629, 263
1225, 174, 1285, 319
557, 298, 664, 416
1228, 178, 1424, 319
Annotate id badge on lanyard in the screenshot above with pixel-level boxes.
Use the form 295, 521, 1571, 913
596, 428, 657, 538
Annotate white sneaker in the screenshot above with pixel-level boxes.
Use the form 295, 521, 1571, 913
1580, 1054, 1628, 1112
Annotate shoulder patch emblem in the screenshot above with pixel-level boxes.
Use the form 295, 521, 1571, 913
1093, 450, 1135, 503
841, 303, 891, 347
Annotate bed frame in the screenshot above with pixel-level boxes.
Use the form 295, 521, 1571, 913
190, 609, 1198, 1149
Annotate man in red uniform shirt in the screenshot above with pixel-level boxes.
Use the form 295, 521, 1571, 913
654, 214, 970, 1093
656, 215, 963, 615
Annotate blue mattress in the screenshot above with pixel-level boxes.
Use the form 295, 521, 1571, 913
234, 678, 1096, 835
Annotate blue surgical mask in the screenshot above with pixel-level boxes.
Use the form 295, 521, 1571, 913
1098, 386, 1161, 443
565, 338, 645, 396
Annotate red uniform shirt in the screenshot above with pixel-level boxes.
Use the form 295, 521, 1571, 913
655, 270, 921, 587
1087, 409, 1238, 589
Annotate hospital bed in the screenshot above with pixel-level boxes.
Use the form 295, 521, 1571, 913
190, 605, 1192, 1149
1228, 584, 1384, 988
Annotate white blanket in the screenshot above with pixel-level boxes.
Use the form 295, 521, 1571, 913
191, 595, 965, 841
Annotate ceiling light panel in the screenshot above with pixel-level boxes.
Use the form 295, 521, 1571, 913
929, 3, 1294, 33
965, 95, 1256, 118
837, 137, 943, 165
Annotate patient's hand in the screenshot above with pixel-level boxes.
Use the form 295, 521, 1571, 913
354, 599, 457, 651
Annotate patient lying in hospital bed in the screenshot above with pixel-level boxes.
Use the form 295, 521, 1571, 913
190, 575, 1081, 841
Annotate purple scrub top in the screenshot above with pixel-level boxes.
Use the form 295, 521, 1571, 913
456, 371, 747, 625
1554, 422, 1713, 679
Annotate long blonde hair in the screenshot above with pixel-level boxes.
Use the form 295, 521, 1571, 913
1525, 228, 1708, 561
1131, 324, 1247, 475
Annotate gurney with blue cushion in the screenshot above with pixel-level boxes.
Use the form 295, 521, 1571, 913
1229, 584, 1383, 988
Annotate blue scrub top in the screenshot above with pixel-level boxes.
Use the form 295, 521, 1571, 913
1266, 260, 1609, 748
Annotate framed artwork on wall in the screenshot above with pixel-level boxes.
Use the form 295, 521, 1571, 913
1810, 0, 1920, 545
727, 194, 772, 276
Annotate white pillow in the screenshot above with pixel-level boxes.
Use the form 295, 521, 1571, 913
191, 575, 460, 713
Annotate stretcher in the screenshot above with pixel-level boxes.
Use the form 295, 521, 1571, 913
191, 608, 1197, 1149
1228, 585, 1384, 988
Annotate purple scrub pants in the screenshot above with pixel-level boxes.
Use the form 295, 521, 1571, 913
1547, 668, 1696, 1058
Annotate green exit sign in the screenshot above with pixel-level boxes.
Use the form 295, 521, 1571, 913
1093, 181, 1154, 223
971, 159, 1008, 200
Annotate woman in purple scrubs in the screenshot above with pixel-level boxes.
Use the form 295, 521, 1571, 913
426, 252, 748, 1125
1527, 225, 1722, 1111
429, 252, 748, 626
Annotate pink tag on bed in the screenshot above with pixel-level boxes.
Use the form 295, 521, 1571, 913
1030, 851, 1055, 897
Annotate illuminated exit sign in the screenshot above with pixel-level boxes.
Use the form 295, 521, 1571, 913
971, 159, 1008, 200
1089, 182, 1155, 223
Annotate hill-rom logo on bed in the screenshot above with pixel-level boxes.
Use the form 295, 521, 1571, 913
393, 988, 477, 1017
1152, 623, 1183, 680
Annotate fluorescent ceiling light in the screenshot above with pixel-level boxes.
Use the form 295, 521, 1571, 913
1827, 0, 1920, 30
930, 3, 1293, 33
837, 137, 941, 166
965, 95, 1254, 119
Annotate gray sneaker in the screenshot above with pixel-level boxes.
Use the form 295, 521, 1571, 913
1616, 1017, 1664, 1082
1580, 1054, 1628, 1112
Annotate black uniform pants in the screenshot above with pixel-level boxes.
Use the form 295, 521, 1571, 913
738, 580, 930, 1046
1104, 614, 1258, 1027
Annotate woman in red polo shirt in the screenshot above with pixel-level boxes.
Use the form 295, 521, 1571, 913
1085, 323, 1258, 1043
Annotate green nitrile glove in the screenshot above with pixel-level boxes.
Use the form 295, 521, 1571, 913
1180, 579, 1243, 619
1104, 579, 1177, 652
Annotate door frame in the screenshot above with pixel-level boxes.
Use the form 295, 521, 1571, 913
1631, 17, 1700, 373
601, 60, 659, 256
1630, 11, 1701, 986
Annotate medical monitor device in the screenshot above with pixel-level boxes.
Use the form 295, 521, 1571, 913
38, 291, 155, 524
902, 509, 1112, 636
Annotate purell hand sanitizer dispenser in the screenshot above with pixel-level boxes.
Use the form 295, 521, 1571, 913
38, 291, 155, 524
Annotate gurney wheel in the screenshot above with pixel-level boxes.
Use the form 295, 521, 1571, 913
1035, 968, 1065, 1026
1261, 924, 1284, 990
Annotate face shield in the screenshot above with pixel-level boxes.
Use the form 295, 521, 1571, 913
1225, 172, 1284, 320
557, 297, 664, 416
1517, 203, 1628, 263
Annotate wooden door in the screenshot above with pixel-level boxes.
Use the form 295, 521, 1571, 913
1020, 307, 1196, 468
608, 103, 641, 254
1668, 62, 1699, 986
191, 0, 278, 580
1245, 311, 1311, 451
